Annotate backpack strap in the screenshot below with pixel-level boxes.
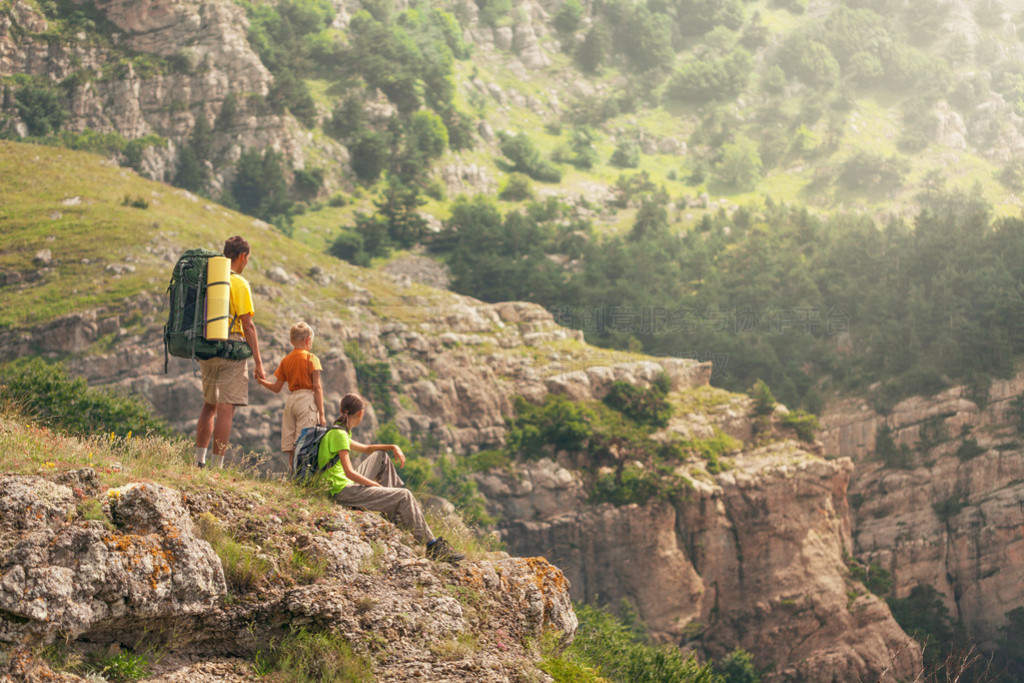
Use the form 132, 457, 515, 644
318, 426, 344, 473
188, 258, 207, 375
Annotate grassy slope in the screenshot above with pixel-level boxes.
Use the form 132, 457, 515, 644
0, 140, 423, 331
0, 140, 648, 372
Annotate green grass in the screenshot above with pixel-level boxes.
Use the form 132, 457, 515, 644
255, 627, 373, 682
0, 141, 451, 333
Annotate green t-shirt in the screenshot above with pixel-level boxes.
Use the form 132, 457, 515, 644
318, 428, 354, 495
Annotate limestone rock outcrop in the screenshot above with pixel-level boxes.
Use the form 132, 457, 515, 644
0, 466, 576, 681
0, 0, 308, 185
491, 448, 922, 680
821, 374, 1024, 649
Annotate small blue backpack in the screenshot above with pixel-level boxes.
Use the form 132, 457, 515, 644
293, 425, 342, 481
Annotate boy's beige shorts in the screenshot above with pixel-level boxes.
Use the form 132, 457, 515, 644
282, 389, 317, 452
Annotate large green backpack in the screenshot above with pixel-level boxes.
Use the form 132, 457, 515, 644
163, 248, 253, 372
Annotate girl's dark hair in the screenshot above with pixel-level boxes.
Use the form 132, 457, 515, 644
336, 393, 366, 432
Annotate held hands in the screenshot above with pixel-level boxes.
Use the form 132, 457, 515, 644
253, 363, 266, 382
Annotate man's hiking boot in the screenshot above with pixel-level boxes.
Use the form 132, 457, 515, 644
426, 537, 464, 564
196, 461, 206, 469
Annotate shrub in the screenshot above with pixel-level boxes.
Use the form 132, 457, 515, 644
610, 138, 640, 169
777, 34, 839, 88
681, 429, 740, 474
551, 126, 599, 170
293, 167, 325, 198
0, 358, 173, 439
847, 558, 893, 597
349, 353, 394, 420
749, 379, 776, 416
120, 195, 149, 209
665, 49, 752, 103
229, 147, 293, 227
349, 130, 390, 183
401, 451, 494, 526
588, 464, 689, 506
933, 490, 967, 520
476, 0, 512, 27
465, 449, 509, 472
328, 230, 369, 267
554, 0, 584, 34
602, 380, 671, 427
15, 83, 67, 137
887, 584, 958, 674
955, 437, 985, 461
715, 648, 763, 682
875, 425, 913, 469
673, 0, 743, 35
99, 652, 149, 682
122, 134, 167, 174
715, 138, 762, 190
506, 394, 594, 456
557, 603, 721, 682
499, 172, 533, 202
997, 607, 1024, 679
781, 410, 819, 443
408, 109, 449, 160
257, 627, 373, 682
498, 132, 563, 183
576, 23, 611, 73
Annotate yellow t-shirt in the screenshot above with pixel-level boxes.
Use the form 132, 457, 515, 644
229, 271, 255, 336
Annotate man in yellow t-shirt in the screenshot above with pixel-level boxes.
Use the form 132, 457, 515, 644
194, 235, 265, 468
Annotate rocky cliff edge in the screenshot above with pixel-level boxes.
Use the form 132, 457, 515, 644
0, 456, 576, 681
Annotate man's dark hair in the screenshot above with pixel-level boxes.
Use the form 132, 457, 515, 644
224, 235, 250, 260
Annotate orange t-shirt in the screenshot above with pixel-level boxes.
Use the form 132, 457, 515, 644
273, 349, 323, 391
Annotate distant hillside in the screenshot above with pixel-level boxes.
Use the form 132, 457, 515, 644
9, 0, 1024, 412
4, 0, 1024, 236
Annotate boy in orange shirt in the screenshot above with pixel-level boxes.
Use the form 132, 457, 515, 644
258, 321, 326, 472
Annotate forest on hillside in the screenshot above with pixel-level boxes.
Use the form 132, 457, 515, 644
344, 179, 1024, 409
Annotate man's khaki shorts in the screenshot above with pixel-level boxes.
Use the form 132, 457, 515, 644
199, 357, 249, 406
281, 389, 318, 452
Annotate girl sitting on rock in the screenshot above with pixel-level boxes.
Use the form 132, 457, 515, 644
319, 392, 463, 563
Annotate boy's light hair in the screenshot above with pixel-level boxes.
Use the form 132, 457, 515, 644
290, 321, 314, 346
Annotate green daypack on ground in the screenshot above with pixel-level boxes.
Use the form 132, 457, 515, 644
163, 248, 253, 372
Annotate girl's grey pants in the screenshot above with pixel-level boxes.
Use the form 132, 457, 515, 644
331, 451, 434, 544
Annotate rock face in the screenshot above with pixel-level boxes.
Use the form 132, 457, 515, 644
0, 0, 308, 185
0, 476, 225, 645
0, 466, 576, 681
821, 374, 1024, 649
490, 446, 922, 680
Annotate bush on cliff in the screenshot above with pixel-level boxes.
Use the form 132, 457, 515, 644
0, 357, 173, 439
602, 378, 672, 427
542, 602, 756, 682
